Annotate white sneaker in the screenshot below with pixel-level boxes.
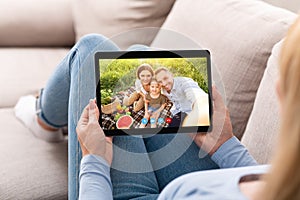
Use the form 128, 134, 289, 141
14, 95, 64, 142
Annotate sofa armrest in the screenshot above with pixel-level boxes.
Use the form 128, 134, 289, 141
241, 40, 283, 164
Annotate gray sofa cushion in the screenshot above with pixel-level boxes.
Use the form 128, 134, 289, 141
152, 0, 296, 139
0, 108, 67, 200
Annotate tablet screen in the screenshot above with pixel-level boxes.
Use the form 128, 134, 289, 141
95, 50, 212, 136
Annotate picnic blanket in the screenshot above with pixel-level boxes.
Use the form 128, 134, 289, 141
101, 87, 173, 131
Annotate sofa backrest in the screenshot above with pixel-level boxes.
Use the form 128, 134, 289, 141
72, 0, 176, 49
151, 0, 297, 140
0, 0, 74, 47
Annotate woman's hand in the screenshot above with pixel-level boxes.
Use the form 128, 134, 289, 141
189, 86, 234, 156
76, 100, 113, 165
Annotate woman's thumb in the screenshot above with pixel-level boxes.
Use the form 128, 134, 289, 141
89, 99, 96, 121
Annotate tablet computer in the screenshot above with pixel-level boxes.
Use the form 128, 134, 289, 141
95, 50, 212, 136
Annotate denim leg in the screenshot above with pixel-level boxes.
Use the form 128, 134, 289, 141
111, 136, 159, 200
36, 50, 73, 128
127, 44, 150, 51
69, 34, 121, 200
69, 38, 159, 199
125, 44, 218, 191
37, 33, 120, 200
109, 44, 159, 200
143, 134, 219, 191
40, 37, 158, 199
37, 34, 119, 128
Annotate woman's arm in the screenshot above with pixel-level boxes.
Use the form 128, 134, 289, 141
76, 100, 113, 199
79, 155, 113, 200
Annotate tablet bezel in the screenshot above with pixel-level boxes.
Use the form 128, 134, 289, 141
95, 50, 213, 136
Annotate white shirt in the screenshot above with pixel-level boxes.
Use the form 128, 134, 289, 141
162, 77, 207, 115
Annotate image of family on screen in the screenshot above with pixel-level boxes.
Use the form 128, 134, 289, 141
100, 59, 210, 130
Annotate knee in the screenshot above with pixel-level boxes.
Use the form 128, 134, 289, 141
127, 44, 150, 51
72, 33, 119, 63
76, 33, 108, 49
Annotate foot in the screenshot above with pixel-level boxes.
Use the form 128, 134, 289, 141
14, 95, 64, 142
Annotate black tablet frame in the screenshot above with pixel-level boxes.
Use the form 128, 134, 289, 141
95, 50, 213, 136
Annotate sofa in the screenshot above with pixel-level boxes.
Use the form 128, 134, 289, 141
0, 0, 297, 199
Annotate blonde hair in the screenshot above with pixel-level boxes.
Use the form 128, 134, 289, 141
260, 15, 300, 200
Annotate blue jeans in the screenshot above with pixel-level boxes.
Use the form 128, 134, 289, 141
38, 34, 218, 200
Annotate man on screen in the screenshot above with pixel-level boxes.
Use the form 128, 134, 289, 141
154, 67, 210, 127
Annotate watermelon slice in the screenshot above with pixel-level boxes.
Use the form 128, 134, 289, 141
116, 115, 134, 129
